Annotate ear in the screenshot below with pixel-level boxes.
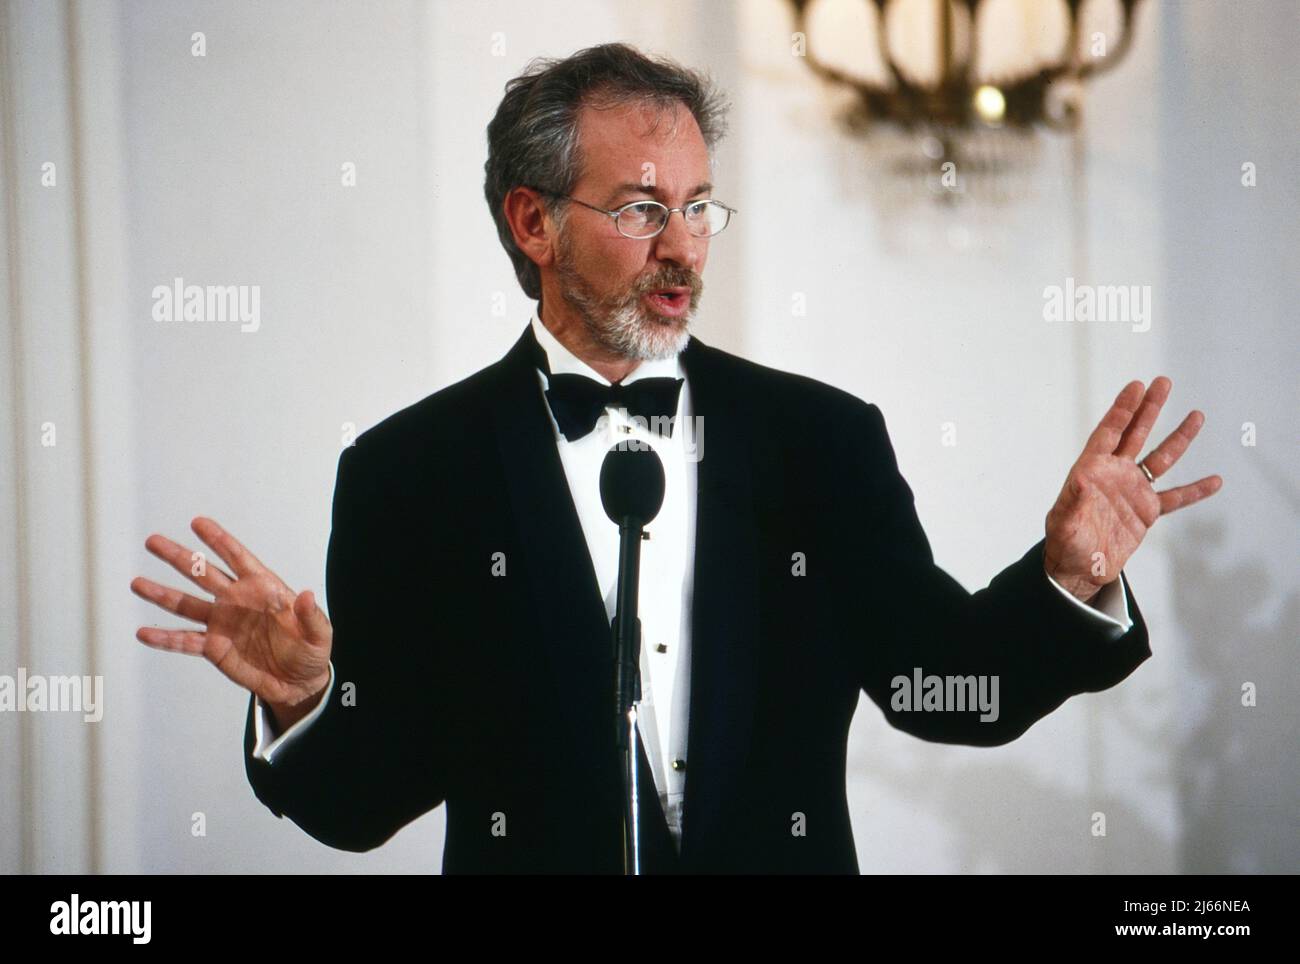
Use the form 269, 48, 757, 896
504, 186, 558, 272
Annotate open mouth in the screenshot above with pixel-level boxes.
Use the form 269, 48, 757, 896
642, 288, 691, 317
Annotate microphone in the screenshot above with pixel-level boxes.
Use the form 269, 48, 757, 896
599, 444, 666, 527
598, 443, 665, 874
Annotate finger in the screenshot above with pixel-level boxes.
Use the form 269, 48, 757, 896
130, 576, 214, 624
1115, 376, 1172, 459
293, 590, 332, 647
144, 533, 235, 594
191, 516, 269, 579
136, 625, 209, 656
1157, 474, 1223, 515
1140, 410, 1205, 479
135, 625, 270, 695
1082, 381, 1145, 456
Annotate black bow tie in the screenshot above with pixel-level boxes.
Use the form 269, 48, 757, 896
526, 321, 684, 441
543, 372, 684, 441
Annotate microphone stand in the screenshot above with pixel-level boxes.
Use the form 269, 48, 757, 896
600, 439, 665, 875
612, 516, 648, 875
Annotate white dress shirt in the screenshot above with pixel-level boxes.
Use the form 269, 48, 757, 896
252, 313, 1134, 857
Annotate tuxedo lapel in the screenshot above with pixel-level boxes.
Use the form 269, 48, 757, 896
677, 334, 761, 866
485, 323, 761, 869
487, 327, 613, 742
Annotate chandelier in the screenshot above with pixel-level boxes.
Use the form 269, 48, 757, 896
787, 0, 1146, 219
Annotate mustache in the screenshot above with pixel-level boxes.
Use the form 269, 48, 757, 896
633, 269, 703, 297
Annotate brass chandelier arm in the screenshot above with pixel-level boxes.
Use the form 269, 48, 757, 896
788, 0, 1145, 131
1075, 0, 1141, 81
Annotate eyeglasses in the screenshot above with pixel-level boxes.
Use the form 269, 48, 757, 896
529, 187, 737, 239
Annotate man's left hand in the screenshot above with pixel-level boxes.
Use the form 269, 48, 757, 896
1044, 376, 1223, 602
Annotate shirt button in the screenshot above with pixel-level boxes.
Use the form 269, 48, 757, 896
655, 643, 668, 654
672, 759, 687, 772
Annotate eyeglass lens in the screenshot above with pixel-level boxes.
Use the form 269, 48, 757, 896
617, 201, 729, 238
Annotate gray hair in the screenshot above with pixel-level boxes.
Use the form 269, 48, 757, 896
484, 42, 730, 300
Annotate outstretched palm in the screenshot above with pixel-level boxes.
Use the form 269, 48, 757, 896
1044, 377, 1223, 601
131, 517, 332, 708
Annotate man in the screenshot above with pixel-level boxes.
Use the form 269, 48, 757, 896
130, 43, 1222, 873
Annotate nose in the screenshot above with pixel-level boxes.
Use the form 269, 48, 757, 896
651, 208, 703, 270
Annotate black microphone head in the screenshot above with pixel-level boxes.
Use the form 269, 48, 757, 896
599, 444, 666, 526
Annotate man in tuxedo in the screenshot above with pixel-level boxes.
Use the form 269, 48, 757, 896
130, 43, 1222, 873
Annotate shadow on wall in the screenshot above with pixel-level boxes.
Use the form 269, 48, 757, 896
864, 753, 1171, 874
1171, 511, 1300, 874
857, 511, 1299, 873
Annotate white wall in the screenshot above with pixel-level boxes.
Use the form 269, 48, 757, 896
2, 0, 1294, 873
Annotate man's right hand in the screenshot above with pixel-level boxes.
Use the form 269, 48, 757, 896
130, 516, 333, 733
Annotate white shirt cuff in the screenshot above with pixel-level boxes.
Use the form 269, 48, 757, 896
1045, 570, 1134, 641
251, 661, 335, 764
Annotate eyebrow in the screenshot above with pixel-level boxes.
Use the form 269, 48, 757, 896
603, 181, 713, 205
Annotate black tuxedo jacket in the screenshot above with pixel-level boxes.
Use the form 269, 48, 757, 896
244, 323, 1152, 873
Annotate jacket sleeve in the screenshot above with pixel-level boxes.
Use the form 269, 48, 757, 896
843, 401, 1153, 746
250, 663, 334, 763
243, 440, 448, 851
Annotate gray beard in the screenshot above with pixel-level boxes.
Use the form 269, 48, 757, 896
583, 296, 691, 361
555, 248, 694, 362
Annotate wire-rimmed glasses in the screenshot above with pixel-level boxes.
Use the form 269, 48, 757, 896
529, 187, 736, 239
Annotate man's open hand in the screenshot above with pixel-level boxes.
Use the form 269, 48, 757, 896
130, 517, 332, 712
1044, 377, 1223, 602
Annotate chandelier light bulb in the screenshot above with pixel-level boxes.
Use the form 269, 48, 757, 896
973, 84, 1007, 125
